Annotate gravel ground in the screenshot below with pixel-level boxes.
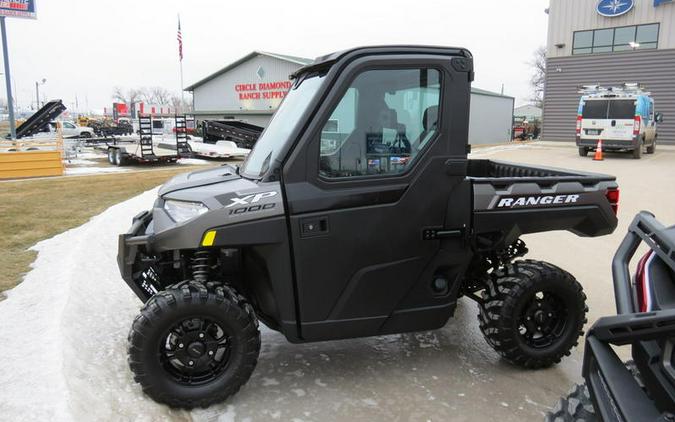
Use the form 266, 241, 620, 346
1, 142, 674, 421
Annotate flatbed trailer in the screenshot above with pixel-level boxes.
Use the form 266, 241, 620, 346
103, 115, 191, 166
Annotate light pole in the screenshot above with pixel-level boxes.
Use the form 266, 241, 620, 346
35, 77, 45, 109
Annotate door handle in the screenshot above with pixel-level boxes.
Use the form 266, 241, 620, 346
300, 216, 329, 237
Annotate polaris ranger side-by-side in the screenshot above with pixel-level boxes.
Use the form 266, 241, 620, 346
118, 46, 620, 408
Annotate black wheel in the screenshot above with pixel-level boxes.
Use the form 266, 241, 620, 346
478, 260, 587, 368
107, 148, 117, 165
80, 131, 92, 138
646, 140, 655, 154
545, 383, 597, 422
578, 147, 588, 157
127, 281, 261, 409
632, 141, 643, 159
545, 361, 643, 421
115, 149, 125, 166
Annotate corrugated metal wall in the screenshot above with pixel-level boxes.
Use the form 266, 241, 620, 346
542, 48, 675, 144
547, 0, 675, 58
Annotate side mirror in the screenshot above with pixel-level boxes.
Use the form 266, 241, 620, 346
656, 112, 664, 123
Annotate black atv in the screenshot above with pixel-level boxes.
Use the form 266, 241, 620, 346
547, 211, 675, 421
118, 46, 620, 408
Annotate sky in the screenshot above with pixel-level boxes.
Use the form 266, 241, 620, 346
1, 0, 549, 112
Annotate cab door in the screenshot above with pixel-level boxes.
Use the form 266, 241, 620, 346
282, 54, 473, 341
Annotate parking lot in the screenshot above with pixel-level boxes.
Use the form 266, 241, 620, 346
1, 141, 674, 421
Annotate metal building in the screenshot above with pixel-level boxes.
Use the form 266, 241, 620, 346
543, 0, 675, 144
187, 51, 514, 145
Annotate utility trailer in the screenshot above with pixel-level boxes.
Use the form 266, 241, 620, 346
201, 120, 263, 149
105, 115, 191, 166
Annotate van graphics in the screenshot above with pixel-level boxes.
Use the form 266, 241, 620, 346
491, 194, 581, 209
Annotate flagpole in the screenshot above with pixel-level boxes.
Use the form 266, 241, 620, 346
178, 14, 185, 113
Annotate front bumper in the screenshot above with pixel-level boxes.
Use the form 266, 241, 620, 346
582, 308, 675, 421
117, 210, 155, 302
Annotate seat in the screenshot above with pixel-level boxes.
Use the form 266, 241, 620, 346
411, 105, 439, 151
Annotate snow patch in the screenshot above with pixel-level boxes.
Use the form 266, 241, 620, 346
65, 166, 130, 175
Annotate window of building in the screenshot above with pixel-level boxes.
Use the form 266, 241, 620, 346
319, 68, 441, 178
572, 23, 659, 55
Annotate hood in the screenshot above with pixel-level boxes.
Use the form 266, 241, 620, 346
158, 165, 241, 196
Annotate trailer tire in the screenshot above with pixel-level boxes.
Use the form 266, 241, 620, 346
115, 149, 126, 166
127, 281, 261, 409
107, 148, 118, 165
578, 147, 588, 157
478, 259, 587, 369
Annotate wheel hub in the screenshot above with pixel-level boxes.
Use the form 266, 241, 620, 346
187, 341, 206, 358
160, 317, 232, 385
518, 290, 568, 349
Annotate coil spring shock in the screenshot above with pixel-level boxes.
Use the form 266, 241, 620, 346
191, 250, 210, 283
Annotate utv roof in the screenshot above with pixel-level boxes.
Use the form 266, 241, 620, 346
291, 45, 472, 79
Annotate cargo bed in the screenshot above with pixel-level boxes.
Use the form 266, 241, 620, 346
468, 159, 618, 242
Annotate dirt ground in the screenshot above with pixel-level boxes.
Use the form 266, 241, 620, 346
1, 142, 674, 422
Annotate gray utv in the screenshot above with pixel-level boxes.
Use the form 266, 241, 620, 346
118, 46, 619, 408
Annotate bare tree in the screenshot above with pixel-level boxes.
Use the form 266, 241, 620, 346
529, 46, 546, 108
171, 93, 192, 113
112, 87, 143, 117
150, 87, 173, 105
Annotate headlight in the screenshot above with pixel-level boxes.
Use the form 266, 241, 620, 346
164, 199, 208, 223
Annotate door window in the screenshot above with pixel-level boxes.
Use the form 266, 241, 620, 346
319, 68, 441, 178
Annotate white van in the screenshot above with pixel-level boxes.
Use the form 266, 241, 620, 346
576, 84, 663, 159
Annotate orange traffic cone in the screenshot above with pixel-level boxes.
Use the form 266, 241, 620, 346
593, 139, 604, 161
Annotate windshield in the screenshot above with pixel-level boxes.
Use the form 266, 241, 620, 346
241, 74, 325, 178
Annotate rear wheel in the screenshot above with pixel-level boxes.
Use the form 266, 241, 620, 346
478, 260, 587, 368
578, 147, 588, 157
632, 140, 643, 159
107, 148, 117, 165
646, 139, 655, 154
127, 281, 261, 409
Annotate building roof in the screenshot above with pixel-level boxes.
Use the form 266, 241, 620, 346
185, 51, 313, 91
471, 87, 514, 100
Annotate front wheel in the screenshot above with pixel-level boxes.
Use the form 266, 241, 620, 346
545, 383, 597, 422
632, 141, 643, 159
128, 281, 261, 409
578, 147, 588, 157
478, 260, 587, 368
646, 140, 655, 154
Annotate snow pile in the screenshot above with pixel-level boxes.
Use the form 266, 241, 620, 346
0, 189, 182, 421
65, 167, 130, 175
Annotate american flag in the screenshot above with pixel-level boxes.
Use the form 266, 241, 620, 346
177, 17, 183, 61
